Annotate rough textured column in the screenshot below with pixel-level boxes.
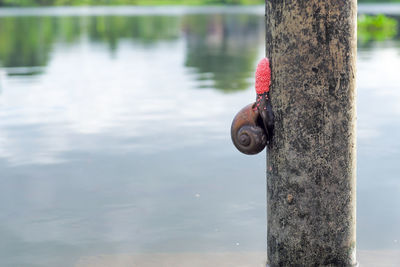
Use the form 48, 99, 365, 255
265, 1, 357, 266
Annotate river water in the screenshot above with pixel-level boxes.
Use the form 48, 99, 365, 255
0, 5, 399, 267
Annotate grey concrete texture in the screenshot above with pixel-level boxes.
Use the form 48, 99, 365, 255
265, 0, 357, 266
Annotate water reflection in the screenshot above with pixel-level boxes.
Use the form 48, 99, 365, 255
0, 15, 182, 68
184, 14, 263, 91
0, 16, 55, 68
0, 13, 261, 93
87, 16, 181, 51
357, 41, 400, 250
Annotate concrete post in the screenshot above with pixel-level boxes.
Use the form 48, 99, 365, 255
265, 1, 357, 266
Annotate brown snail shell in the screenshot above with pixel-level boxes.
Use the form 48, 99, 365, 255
231, 103, 267, 155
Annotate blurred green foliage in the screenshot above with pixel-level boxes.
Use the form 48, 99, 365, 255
358, 14, 398, 43
0, 17, 55, 67
1, 0, 400, 6
87, 16, 180, 51
0, 3, 399, 90
0, 15, 181, 67
184, 14, 262, 91
0, 0, 264, 6
0, 13, 262, 91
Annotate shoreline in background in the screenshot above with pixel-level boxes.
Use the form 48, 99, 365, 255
0, 0, 265, 7
1, 3, 400, 17
75, 251, 400, 267
1, 0, 400, 7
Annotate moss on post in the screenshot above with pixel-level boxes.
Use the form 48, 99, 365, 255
265, 0, 357, 266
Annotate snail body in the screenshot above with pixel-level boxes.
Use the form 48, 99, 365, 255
230, 57, 274, 155
231, 103, 267, 155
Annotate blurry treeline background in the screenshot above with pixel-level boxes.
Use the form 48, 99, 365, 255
0, 14, 262, 91
0, 0, 399, 7
0, 3, 398, 92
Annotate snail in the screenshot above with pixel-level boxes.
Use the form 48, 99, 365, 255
231, 103, 267, 155
231, 58, 274, 155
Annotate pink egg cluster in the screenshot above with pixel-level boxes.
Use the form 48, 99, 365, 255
255, 57, 271, 95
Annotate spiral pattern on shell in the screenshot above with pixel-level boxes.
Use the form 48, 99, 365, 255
234, 125, 267, 155
231, 103, 267, 155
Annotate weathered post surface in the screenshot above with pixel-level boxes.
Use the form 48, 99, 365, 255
265, 1, 357, 266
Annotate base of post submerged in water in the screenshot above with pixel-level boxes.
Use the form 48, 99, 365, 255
265, 0, 357, 266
